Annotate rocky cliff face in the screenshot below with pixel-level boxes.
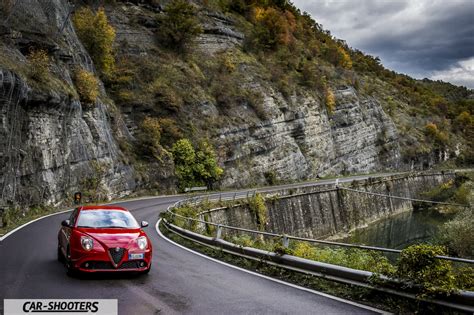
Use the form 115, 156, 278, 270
0, 0, 136, 206
217, 86, 401, 187
0, 0, 459, 207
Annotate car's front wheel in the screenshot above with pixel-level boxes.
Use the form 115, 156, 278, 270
140, 265, 151, 275
65, 247, 76, 276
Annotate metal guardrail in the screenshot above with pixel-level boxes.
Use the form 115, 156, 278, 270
166, 191, 474, 265
339, 186, 468, 207
163, 174, 474, 311
162, 220, 474, 312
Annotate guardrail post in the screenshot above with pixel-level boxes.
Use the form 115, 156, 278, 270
233, 192, 236, 201
246, 191, 250, 198
282, 235, 289, 248
219, 194, 222, 202
216, 225, 222, 239
335, 178, 339, 189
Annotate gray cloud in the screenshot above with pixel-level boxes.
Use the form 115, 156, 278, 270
292, 0, 474, 88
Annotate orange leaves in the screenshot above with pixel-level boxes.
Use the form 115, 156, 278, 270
251, 6, 296, 49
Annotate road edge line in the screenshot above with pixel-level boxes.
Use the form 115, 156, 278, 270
155, 219, 388, 314
0, 209, 73, 242
0, 195, 182, 242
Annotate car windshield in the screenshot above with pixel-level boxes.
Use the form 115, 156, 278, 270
76, 210, 139, 228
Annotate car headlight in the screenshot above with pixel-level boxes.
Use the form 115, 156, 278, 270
81, 236, 93, 251
137, 236, 147, 250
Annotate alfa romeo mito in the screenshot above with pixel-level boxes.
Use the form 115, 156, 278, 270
57, 205, 152, 274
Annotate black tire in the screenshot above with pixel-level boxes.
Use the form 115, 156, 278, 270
141, 266, 151, 275
65, 247, 76, 277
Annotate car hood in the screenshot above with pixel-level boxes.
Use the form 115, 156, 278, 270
79, 228, 142, 248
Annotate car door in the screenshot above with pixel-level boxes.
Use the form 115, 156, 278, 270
59, 208, 78, 255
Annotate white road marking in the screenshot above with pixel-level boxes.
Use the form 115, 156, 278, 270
0, 195, 181, 242
0, 209, 73, 242
155, 219, 388, 314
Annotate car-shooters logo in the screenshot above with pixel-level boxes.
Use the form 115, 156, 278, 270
3, 299, 117, 315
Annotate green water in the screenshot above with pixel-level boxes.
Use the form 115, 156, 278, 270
338, 210, 452, 250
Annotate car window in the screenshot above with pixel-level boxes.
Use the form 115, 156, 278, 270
68, 208, 78, 226
76, 210, 139, 228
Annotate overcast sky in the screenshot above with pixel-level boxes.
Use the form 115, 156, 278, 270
292, 0, 474, 89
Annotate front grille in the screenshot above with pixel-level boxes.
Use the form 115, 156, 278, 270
82, 260, 146, 270
108, 248, 125, 265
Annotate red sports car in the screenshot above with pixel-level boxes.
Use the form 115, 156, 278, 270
57, 205, 152, 274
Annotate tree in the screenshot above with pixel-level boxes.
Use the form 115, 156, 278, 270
250, 7, 296, 50
156, 0, 202, 52
171, 139, 223, 190
73, 7, 116, 78
194, 141, 224, 189
171, 139, 197, 189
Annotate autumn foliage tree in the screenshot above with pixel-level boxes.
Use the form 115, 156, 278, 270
156, 0, 202, 53
249, 6, 296, 50
73, 7, 116, 78
74, 68, 99, 106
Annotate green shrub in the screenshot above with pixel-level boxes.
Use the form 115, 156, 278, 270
73, 7, 116, 78
264, 171, 278, 185
292, 242, 395, 275
424, 123, 448, 146
248, 193, 267, 230
396, 244, 456, 296
148, 79, 183, 112
80, 160, 108, 202
158, 118, 183, 148
171, 138, 223, 190
27, 49, 50, 81
439, 208, 474, 258
140, 116, 162, 158
74, 68, 99, 105
156, 0, 202, 52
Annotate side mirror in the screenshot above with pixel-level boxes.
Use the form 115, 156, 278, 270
141, 221, 149, 228
61, 219, 71, 227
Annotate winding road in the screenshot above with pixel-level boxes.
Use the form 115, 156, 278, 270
0, 176, 387, 314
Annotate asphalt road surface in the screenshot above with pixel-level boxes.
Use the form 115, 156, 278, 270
0, 175, 387, 314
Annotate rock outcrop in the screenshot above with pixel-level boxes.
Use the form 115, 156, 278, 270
0, 0, 136, 206
216, 85, 400, 187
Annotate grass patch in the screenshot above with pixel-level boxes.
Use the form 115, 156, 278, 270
0, 205, 68, 236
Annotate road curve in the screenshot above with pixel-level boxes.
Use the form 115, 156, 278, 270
0, 177, 384, 314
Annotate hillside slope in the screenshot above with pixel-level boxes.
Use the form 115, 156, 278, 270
0, 0, 472, 207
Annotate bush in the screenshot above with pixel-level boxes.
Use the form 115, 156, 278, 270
248, 193, 267, 230
325, 87, 336, 114
156, 0, 202, 52
148, 79, 183, 112
158, 118, 183, 148
439, 208, 474, 258
396, 244, 456, 296
73, 7, 116, 78
27, 49, 50, 81
424, 123, 448, 146
81, 160, 108, 202
292, 242, 396, 275
141, 117, 162, 158
74, 68, 99, 105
